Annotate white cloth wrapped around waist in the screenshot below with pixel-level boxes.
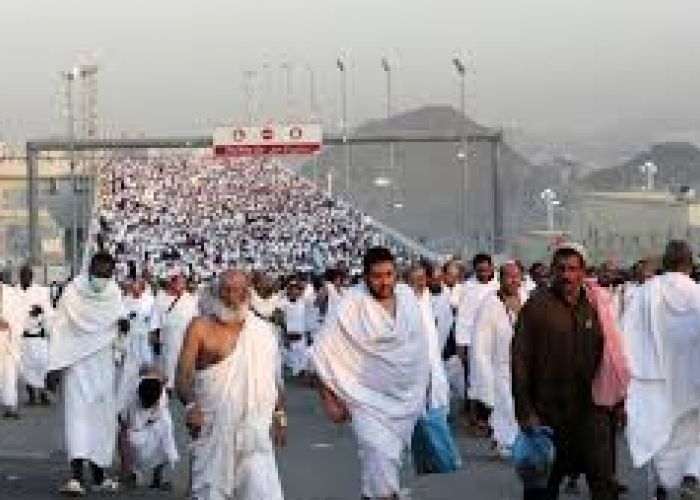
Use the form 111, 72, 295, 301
191, 312, 280, 499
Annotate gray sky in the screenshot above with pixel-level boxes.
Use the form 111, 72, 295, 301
1, 0, 699, 154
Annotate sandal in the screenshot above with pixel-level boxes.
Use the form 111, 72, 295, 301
92, 478, 120, 493
59, 479, 86, 497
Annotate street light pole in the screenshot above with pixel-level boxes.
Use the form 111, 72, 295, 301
453, 57, 467, 256
61, 68, 78, 276
382, 57, 398, 213
540, 188, 559, 232
337, 57, 350, 196
242, 69, 257, 124
306, 64, 317, 119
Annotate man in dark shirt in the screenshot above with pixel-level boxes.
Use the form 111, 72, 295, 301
512, 243, 616, 500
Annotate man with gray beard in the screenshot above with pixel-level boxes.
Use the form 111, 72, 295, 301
176, 269, 287, 500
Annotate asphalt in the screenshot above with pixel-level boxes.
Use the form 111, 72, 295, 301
0, 385, 652, 500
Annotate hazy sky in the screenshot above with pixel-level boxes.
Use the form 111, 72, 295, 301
1, 0, 699, 149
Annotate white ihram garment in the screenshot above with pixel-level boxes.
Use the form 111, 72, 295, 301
117, 294, 157, 413
455, 280, 497, 347
312, 284, 430, 498
191, 312, 282, 500
416, 290, 450, 410
282, 299, 308, 376
49, 275, 125, 467
161, 293, 198, 388
125, 391, 179, 472
430, 290, 454, 352
473, 294, 519, 448
0, 285, 24, 408
16, 284, 53, 389
623, 272, 700, 489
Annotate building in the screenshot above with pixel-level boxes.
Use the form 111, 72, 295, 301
0, 142, 94, 273
569, 190, 700, 265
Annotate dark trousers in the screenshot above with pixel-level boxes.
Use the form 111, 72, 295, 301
523, 409, 618, 500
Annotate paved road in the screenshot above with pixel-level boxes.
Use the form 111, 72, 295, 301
0, 385, 650, 499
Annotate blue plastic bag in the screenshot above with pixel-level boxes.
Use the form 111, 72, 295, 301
411, 407, 462, 475
512, 426, 556, 489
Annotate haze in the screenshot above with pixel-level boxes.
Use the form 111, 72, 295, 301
1, 0, 699, 161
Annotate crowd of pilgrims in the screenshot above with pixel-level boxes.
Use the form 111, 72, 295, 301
0, 246, 670, 496
98, 154, 415, 280
4, 151, 700, 498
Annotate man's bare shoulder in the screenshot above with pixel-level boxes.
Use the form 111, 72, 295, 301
187, 315, 218, 336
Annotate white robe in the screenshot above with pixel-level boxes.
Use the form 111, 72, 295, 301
416, 290, 450, 410
50, 275, 125, 467
0, 285, 24, 408
191, 312, 282, 500
430, 290, 454, 352
473, 294, 519, 448
159, 293, 198, 388
455, 280, 498, 347
281, 299, 308, 376
311, 283, 430, 498
117, 294, 157, 413
125, 391, 179, 472
623, 272, 700, 488
16, 284, 53, 390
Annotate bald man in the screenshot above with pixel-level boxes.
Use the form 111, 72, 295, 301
176, 269, 286, 500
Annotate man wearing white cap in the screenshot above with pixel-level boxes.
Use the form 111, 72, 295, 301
512, 242, 627, 500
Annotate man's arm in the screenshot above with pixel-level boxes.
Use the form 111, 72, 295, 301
175, 318, 203, 438
511, 306, 538, 427
175, 318, 201, 406
272, 383, 288, 447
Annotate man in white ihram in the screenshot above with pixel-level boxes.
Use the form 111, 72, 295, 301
50, 252, 127, 495
472, 261, 523, 458
312, 247, 430, 500
16, 264, 54, 406
153, 268, 198, 390
623, 240, 700, 499
0, 281, 23, 418
176, 269, 287, 500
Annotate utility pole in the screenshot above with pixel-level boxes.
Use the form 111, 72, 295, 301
453, 56, 468, 256
61, 68, 78, 275
337, 57, 350, 196
381, 57, 397, 210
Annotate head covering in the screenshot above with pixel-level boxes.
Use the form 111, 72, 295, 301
555, 241, 588, 265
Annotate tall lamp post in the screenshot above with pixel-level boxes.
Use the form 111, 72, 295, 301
336, 57, 350, 196
61, 67, 78, 275
453, 56, 468, 255
382, 56, 399, 211
640, 161, 658, 191
242, 69, 257, 124
540, 188, 560, 232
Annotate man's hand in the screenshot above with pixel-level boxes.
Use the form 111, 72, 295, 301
519, 412, 541, 429
271, 419, 287, 448
0, 318, 9, 331
185, 403, 204, 440
320, 386, 349, 424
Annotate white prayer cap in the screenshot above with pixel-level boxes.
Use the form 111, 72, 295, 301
554, 241, 589, 265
